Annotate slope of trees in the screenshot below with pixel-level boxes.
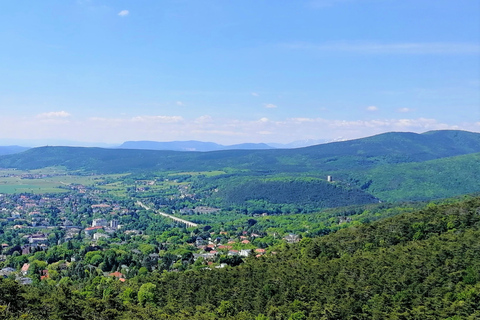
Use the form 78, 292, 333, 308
1, 196, 480, 319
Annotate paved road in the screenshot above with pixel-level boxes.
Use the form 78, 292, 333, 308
136, 201, 199, 227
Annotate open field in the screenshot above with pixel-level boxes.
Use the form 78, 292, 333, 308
0, 167, 130, 194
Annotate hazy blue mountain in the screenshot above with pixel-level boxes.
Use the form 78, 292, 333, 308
221, 143, 274, 150
0, 146, 30, 156
268, 139, 331, 149
2, 130, 480, 175
118, 140, 274, 151
0, 139, 116, 148
118, 140, 223, 151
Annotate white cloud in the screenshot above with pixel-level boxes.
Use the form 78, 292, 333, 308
1, 111, 477, 145
398, 108, 412, 113
251, 92, 259, 97
366, 106, 378, 112
264, 103, 277, 109
291, 117, 315, 123
194, 115, 213, 124
131, 115, 183, 123
176, 101, 185, 106
37, 111, 71, 119
118, 10, 129, 17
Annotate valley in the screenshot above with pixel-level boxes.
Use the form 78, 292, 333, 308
0, 130, 479, 319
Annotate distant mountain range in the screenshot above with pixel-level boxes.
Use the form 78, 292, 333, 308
1, 130, 480, 203
117, 139, 339, 151
118, 140, 275, 151
0, 138, 335, 154
0, 146, 30, 156
2, 130, 480, 173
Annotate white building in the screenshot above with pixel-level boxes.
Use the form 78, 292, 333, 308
93, 233, 110, 241
239, 249, 252, 257
92, 219, 108, 227
110, 219, 119, 229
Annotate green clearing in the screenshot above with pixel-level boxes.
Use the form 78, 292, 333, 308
0, 170, 131, 194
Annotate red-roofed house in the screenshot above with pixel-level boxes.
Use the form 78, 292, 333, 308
109, 271, 126, 281
84, 226, 103, 236
21, 263, 30, 275
40, 270, 49, 280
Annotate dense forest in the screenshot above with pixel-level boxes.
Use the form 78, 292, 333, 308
1, 196, 480, 319
194, 176, 378, 213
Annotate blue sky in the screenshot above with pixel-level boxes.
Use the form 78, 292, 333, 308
0, 0, 479, 145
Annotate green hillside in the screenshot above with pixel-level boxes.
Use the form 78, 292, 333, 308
194, 176, 379, 212
350, 152, 480, 202
0, 130, 479, 205
2, 196, 480, 319
1, 130, 480, 174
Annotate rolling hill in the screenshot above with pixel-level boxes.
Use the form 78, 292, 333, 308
0, 146, 29, 156
0, 130, 479, 203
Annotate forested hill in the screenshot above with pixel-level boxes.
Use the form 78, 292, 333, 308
0, 146, 29, 156
1, 196, 480, 319
0, 130, 479, 174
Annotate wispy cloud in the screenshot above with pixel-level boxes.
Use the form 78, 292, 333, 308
251, 92, 259, 97
284, 41, 480, 55
264, 103, 278, 109
1, 113, 476, 145
397, 107, 412, 113
176, 101, 185, 106
366, 106, 378, 112
37, 111, 71, 119
130, 115, 183, 123
118, 10, 129, 17
194, 115, 213, 124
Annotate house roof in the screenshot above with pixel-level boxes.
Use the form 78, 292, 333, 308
109, 271, 124, 278
85, 226, 103, 231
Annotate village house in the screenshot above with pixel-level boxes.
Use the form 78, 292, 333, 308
21, 263, 30, 276
109, 271, 126, 282
193, 206, 221, 214
0, 267, 15, 278
92, 218, 108, 227
93, 233, 109, 241
228, 250, 239, 256
28, 234, 48, 244
84, 226, 103, 236
284, 233, 300, 243
193, 252, 217, 261
40, 270, 49, 281
239, 249, 251, 257
195, 237, 205, 247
